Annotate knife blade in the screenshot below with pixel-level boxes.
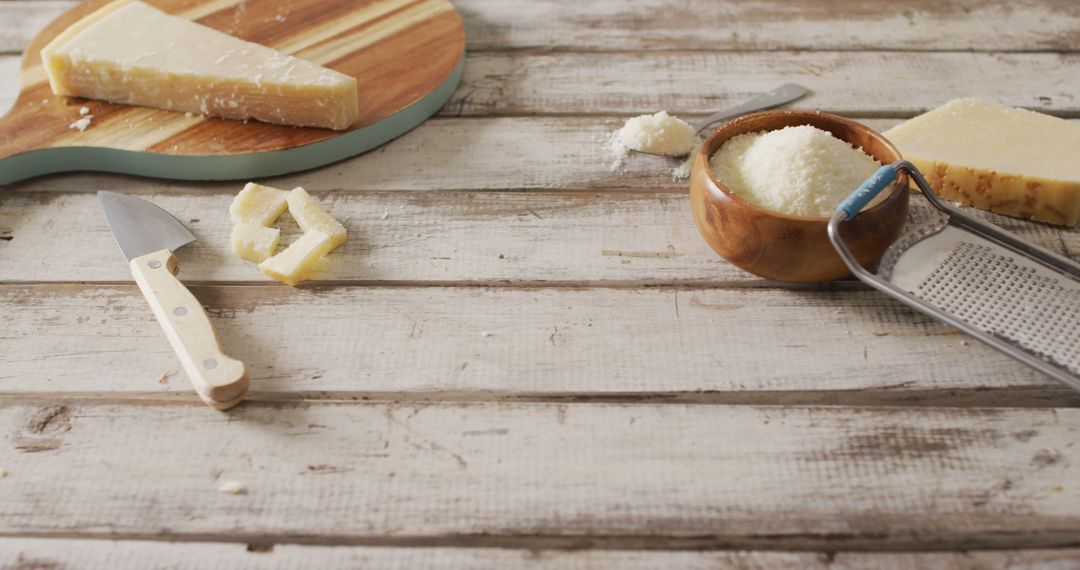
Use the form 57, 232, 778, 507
98, 192, 248, 410
99, 191, 195, 261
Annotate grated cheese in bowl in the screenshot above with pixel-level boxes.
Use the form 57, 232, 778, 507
709, 125, 882, 217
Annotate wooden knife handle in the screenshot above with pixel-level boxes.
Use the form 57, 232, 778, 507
130, 249, 248, 410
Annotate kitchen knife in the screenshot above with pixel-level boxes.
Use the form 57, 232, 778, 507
98, 191, 248, 410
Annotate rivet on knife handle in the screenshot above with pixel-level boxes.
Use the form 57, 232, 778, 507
130, 249, 249, 409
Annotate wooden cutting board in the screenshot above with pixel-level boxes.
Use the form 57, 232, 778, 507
0, 0, 465, 185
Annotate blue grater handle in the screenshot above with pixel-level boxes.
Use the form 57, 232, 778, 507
837, 164, 898, 219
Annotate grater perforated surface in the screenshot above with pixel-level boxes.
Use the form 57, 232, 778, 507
887, 227, 1080, 375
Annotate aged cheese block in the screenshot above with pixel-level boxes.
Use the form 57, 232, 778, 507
258, 231, 337, 286
40, 0, 359, 130
229, 183, 290, 227
231, 223, 280, 263
885, 99, 1080, 226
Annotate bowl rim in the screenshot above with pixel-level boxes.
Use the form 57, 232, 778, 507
696, 109, 907, 223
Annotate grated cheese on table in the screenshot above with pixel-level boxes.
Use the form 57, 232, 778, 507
709, 125, 882, 217
615, 111, 697, 157
607, 111, 703, 177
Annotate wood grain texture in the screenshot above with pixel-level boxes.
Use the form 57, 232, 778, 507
4, 540, 1080, 569
0, 0, 465, 159
443, 52, 1080, 117
6, 0, 1080, 53
0, 401, 1077, 549
1, 188, 1075, 285
1, 284, 1071, 401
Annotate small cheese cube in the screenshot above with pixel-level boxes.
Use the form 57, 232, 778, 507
258, 231, 338, 286
287, 187, 347, 248
229, 183, 289, 226
231, 223, 280, 263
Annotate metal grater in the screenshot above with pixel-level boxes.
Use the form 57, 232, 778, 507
829, 161, 1080, 392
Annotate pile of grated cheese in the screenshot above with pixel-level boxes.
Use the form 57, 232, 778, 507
709, 125, 882, 217
608, 111, 702, 179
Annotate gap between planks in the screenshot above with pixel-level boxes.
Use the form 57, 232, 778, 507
2, 385, 1080, 409
2, 530, 1080, 554
4, 540, 1080, 570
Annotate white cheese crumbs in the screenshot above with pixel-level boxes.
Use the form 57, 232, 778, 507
0, 468, 7, 478
671, 138, 704, 181
380, 210, 389, 220
607, 132, 630, 172
616, 111, 697, 156
709, 125, 882, 217
218, 480, 247, 494
69, 116, 93, 132
79, 106, 90, 115
480, 331, 492, 337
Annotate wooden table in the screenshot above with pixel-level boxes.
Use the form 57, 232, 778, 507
2, 0, 1079, 566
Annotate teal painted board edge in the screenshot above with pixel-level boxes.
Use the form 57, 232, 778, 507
0, 55, 464, 186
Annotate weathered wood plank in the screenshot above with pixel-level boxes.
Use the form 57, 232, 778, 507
4, 116, 1078, 195
444, 52, 1080, 117
4, 0, 1080, 54
1, 186, 1075, 285
0, 401, 1077, 549
1, 284, 1070, 401
1, 116, 690, 193
4, 540, 1080, 570
2, 52, 1078, 121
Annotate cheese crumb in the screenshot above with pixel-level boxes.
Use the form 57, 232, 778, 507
480, 331, 492, 337
671, 138, 704, 181
0, 468, 7, 478
616, 111, 697, 156
218, 480, 247, 494
380, 210, 389, 220
79, 106, 90, 115
69, 116, 93, 132
709, 125, 882, 217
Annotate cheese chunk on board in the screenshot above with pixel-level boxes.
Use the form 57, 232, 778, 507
287, 187, 347, 248
229, 183, 289, 227
258, 231, 338, 286
231, 223, 280, 263
885, 99, 1080, 226
40, 0, 359, 130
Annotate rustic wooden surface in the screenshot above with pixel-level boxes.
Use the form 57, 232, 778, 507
1, 0, 1079, 567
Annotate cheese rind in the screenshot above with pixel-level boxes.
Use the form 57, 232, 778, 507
258, 230, 337, 286
229, 183, 289, 226
885, 98, 1080, 226
286, 187, 347, 248
41, 0, 359, 130
231, 223, 280, 263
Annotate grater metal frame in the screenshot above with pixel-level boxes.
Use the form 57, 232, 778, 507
828, 160, 1080, 392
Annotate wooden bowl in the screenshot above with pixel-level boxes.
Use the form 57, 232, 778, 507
689, 110, 909, 283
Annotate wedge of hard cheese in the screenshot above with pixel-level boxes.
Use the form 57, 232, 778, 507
885, 99, 1080, 226
41, 0, 359, 130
